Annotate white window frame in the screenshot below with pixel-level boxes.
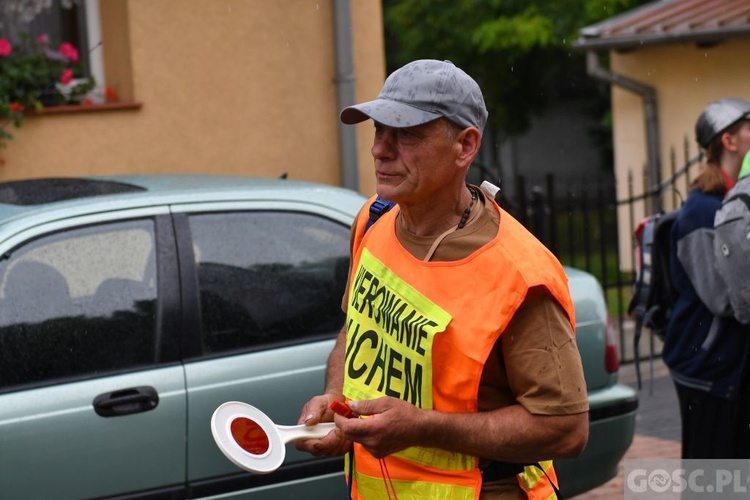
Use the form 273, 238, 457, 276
84, 0, 106, 102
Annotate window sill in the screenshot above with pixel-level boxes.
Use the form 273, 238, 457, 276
36, 101, 142, 115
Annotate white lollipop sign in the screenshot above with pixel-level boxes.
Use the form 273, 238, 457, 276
211, 401, 336, 474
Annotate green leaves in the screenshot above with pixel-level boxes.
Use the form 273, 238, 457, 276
383, 0, 652, 136
472, 10, 556, 54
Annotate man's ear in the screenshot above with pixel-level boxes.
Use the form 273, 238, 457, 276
455, 127, 482, 168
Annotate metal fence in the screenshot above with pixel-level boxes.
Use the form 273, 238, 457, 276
470, 139, 702, 363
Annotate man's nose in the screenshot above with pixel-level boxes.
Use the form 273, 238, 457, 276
372, 129, 395, 159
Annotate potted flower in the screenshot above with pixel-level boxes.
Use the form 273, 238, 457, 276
0, 33, 95, 150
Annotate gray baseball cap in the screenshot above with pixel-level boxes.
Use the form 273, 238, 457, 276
695, 97, 750, 148
340, 59, 488, 133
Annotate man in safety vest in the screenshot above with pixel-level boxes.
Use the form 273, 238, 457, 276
296, 59, 589, 500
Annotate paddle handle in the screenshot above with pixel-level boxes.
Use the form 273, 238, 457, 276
276, 422, 337, 443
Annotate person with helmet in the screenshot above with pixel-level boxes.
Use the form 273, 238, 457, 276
295, 59, 589, 499
662, 97, 750, 459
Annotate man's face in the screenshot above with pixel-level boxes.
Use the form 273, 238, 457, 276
369, 118, 461, 204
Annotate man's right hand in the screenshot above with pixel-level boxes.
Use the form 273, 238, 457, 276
295, 394, 351, 457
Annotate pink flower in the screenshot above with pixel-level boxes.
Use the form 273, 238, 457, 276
60, 68, 73, 85
0, 38, 11, 57
58, 42, 78, 64
36, 34, 49, 45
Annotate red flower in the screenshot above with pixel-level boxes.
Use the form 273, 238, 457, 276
0, 38, 11, 57
105, 86, 117, 102
36, 34, 49, 45
60, 68, 73, 85
9, 102, 25, 114
58, 42, 79, 64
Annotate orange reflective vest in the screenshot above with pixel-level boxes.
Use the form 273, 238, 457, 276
343, 196, 575, 500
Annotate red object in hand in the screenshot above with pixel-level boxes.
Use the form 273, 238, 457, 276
330, 401, 354, 418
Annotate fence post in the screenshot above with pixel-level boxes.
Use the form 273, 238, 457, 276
669, 147, 679, 208
517, 175, 528, 227
565, 189, 575, 267
624, 170, 635, 360
530, 185, 547, 247
684, 136, 694, 196
582, 184, 592, 272
546, 173, 557, 255
597, 181, 608, 292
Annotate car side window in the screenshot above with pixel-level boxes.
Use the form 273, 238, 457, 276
188, 211, 350, 354
0, 220, 158, 390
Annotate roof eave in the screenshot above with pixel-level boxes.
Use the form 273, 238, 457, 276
573, 28, 750, 52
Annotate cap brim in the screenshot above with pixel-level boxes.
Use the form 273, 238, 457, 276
340, 98, 442, 128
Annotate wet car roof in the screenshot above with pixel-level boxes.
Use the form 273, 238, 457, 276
0, 175, 366, 232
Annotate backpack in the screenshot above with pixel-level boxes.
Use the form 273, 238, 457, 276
713, 176, 750, 325
628, 209, 679, 390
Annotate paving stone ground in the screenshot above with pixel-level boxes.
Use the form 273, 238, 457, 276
571, 356, 681, 499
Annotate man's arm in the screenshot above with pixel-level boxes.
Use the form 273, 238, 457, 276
337, 397, 588, 463
322, 324, 347, 399
298, 325, 347, 425
295, 208, 364, 455
426, 403, 588, 461
294, 324, 351, 456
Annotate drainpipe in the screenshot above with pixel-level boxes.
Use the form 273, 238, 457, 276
586, 51, 662, 211
333, 0, 359, 192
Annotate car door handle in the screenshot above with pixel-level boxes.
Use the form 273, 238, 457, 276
93, 386, 159, 417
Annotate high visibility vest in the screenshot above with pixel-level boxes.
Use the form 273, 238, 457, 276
343, 196, 575, 499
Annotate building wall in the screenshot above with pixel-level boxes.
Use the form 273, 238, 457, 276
0, 0, 384, 196
609, 37, 750, 268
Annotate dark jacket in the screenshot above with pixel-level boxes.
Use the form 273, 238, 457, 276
662, 188, 750, 400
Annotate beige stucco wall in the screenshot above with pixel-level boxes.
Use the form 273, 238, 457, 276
0, 0, 384, 196
609, 37, 750, 269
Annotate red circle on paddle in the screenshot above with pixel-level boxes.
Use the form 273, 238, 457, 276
231, 417, 270, 455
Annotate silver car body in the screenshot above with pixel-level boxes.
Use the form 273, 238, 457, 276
0, 175, 636, 499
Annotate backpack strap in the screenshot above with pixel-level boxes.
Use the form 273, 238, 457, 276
723, 192, 750, 211
364, 196, 395, 234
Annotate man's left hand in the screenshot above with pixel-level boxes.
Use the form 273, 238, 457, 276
335, 397, 424, 459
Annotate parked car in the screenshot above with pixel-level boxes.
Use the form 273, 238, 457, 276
0, 175, 636, 499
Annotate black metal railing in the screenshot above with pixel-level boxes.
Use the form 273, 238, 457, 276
470, 137, 702, 363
